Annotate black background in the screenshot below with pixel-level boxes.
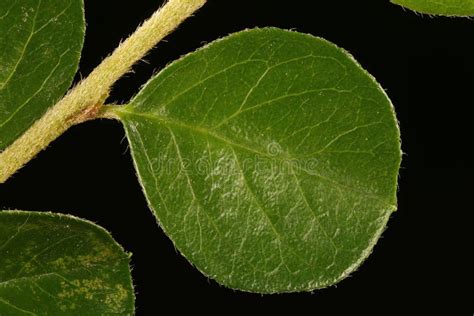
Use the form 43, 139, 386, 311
1, 0, 472, 314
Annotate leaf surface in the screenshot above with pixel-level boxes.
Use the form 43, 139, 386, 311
0, 211, 134, 315
116, 28, 401, 293
0, 0, 84, 150
391, 0, 474, 16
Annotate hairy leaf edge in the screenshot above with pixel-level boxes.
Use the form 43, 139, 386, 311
0, 210, 136, 306
390, 0, 474, 17
116, 27, 402, 293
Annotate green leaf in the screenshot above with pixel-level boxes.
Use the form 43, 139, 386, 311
115, 28, 401, 293
391, 0, 474, 16
0, 0, 85, 151
0, 211, 134, 315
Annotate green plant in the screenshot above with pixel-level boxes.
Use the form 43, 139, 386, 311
6, 0, 470, 313
392, 0, 474, 16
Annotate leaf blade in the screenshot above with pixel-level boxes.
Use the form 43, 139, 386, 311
0, 211, 134, 315
391, 0, 474, 16
118, 28, 401, 293
0, 0, 85, 150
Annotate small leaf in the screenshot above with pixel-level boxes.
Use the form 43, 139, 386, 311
0, 211, 134, 315
0, 0, 85, 150
391, 0, 474, 16
115, 28, 401, 293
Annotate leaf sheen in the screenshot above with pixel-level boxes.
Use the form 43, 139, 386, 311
0, 0, 85, 151
116, 28, 402, 293
391, 0, 474, 16
0, 211, 134, 315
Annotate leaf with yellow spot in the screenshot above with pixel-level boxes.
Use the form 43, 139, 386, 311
0, 211, 134, 315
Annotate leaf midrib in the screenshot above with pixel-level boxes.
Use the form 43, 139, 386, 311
117, 107, 394, 207
0, 0, 41, 90
0, 261, 130, 316
0, 0, 74, 90
0, 256, 129, 290
0, 0, 75, 132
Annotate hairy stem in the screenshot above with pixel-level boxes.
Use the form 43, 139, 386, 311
0, 0, 206, 183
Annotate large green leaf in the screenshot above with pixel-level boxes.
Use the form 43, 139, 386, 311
114, 28, 401, 293
0, 0, 85, 150
0, 211, 134, 315
391, 0, 474, 16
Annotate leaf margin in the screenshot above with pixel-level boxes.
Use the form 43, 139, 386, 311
113, 27, 402, 293
0, 209, 135, 315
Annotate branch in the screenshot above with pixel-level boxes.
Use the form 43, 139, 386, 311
0, 0, 207, 183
